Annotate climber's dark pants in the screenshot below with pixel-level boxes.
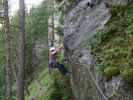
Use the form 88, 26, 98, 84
56, 63, 69, 76
48, 61, 56, 73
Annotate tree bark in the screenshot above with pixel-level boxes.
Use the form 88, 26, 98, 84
48, 15, 54, 47
48, 0, 55, 47
4, 0, 12, 100
51, 13, 54, 46
16, 0, 25, 99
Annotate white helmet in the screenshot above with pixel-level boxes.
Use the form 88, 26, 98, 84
50, 47, 56, 52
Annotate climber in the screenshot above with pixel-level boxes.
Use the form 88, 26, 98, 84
49, 46, 70, 76
49, 47, 57, 72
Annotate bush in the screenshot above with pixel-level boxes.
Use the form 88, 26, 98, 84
48, 80, 63, 100
128, 59, 133, 66
121, 68, 133, 87
126, 24, 133, 34
104, 67, 120, 80
112, 37, 128, 46
56, 26, 64, 36
87, 4, 133, 88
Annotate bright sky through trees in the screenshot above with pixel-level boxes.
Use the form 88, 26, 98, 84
9, 0, 44, 15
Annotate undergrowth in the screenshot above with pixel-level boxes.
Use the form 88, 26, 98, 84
89, 4, 133, 86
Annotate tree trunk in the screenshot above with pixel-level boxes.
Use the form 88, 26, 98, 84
3, 0, 12, 100
16, 0, 25, 99
48, 0, 54, 47
51, 13, 54, 46
48, 15, 54, 47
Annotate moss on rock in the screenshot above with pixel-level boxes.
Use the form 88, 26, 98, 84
121, 68, 133, 87
104, 67, 120, 80
90, 4, 133, 85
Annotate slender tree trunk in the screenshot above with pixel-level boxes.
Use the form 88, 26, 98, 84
48, 0, 54, 47
3, 0, 12, 100
48, 15, 54, 47
16, 0, 25, 99
51, 13, 54, 46
52, 0, 55, 47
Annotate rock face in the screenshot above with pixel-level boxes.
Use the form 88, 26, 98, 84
64, 0, 110, 50
64, 0, 110, 100
64, 0, 133, 100
104, 75, 133, 100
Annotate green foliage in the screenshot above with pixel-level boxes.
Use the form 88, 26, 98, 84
61, 77, 72, 100
0, 0, 73, 99
127, 48, 133, 66
24, 0, 49, 81
29, 3, 48, 38
127, 5, 133, 17
59, 12, 65, 25
104, 67, 119, 80
46, 72, 72, 100
56, 0, 77, 9
24, 1, 72, 100
26, 62, 72, 100
128, 58, 133, 66
37, 51, 72, 100
89, 4, 133, 85
111, 36, 128, 46
25, 45, 72, 100
56, 26, 64, 36
89, 30, 109, 51
121, 68, 133, 87
25, 42, 33, 80
48, 80, 63, 100
0, 0, 49, 99
126, 24, 133, 34
68, 0, 76, 6
107, 5, 133, 34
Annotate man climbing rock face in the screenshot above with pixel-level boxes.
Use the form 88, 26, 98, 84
48, 47, 70, 76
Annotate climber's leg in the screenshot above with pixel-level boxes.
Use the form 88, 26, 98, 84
48, 62, 55, 73
56, 63, 70, 76
48, 62, 52, 73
